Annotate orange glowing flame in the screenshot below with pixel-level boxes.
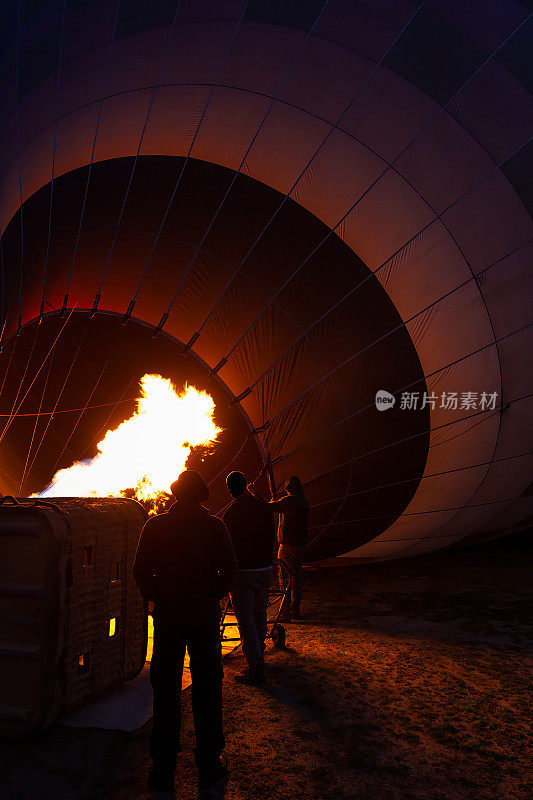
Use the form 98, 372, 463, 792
39, 374, 221, 507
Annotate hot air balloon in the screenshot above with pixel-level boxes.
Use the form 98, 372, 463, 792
0, 0, 531, 570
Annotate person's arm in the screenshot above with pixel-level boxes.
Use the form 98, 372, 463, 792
268, 496, 288, 513
133, 520, 158, 600
212, 519, 238, 597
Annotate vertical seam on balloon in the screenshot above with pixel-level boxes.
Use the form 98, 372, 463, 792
62, 0, 123, 305
239, 143, 530, 433
187, 2, 429, 343
186, 10, 531, 356
128, 0, 256, 306
91, 0, 185, 312
39, 0, 67, 318
15, 0, 24, 330
135, 0, 331, 324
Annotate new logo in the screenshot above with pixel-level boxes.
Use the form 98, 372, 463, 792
375, 390, 395, 411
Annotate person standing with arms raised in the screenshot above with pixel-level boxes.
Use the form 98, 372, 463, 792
269, 476, 310, 621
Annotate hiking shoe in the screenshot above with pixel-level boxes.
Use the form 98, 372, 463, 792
198, 763, 229, 800
234, 667, 266, 686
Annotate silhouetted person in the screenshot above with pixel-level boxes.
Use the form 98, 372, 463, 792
133, 470, 236, 797
223, 472, 275, 685
269, 476, 309, 621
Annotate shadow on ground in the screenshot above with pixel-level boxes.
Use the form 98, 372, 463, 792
1, 532, 531, 799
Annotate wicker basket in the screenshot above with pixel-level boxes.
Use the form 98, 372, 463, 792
0, 496, 147, 737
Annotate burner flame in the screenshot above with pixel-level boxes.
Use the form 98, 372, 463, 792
39, 374, 221, 510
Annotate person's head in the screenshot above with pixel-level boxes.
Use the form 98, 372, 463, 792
226, 471, 247, 498
170, 470, 209, 504
285, 475, 304, 496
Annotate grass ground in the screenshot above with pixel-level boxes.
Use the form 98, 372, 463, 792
1, 533, 531, 800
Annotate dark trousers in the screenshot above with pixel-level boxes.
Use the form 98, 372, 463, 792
149, 609, 224, 775
231, 568, 273, 669
278, 544, 305, 616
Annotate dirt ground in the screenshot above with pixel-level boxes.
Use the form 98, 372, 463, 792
1, 533, 532, 800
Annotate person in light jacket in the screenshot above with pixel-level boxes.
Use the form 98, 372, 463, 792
269, 476, 309, 621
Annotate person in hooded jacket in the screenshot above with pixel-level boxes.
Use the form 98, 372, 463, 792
269, 476, 310, 621
222, 471, 276, 686
133, 470, 236, 798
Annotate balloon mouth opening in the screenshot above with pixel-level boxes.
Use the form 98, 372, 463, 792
1, 155, 430, 561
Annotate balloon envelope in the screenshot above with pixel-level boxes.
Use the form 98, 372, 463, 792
0, 0, 531, 562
